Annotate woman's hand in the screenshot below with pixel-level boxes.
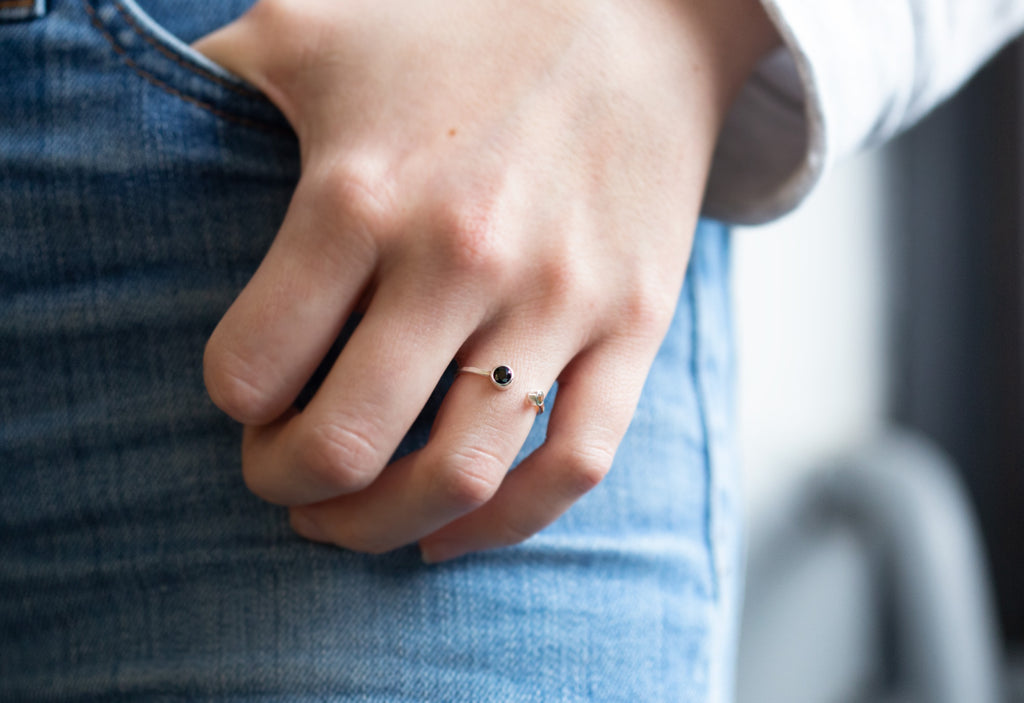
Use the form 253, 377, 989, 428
195, 0, 778, 562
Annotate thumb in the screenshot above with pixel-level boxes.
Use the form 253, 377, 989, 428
191, 22, 261, 87
190, 7, 309, 137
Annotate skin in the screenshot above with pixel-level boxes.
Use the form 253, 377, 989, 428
193, 0, 780, 563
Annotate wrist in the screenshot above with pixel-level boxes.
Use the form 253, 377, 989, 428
677, 0, 782, 120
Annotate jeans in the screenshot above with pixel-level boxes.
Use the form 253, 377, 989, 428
0, 1, 743, 700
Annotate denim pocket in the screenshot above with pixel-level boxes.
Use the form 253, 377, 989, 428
81, 0, 289, 134
0, 0, 46, 22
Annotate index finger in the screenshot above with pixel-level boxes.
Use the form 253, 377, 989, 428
238, 275, 485, 506
203, 176, 378, 426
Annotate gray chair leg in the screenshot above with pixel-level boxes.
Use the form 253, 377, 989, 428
815, 431, 1005, 703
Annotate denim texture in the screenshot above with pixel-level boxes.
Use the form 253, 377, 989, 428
0, 0, 46, 22
0, 1, 743, 699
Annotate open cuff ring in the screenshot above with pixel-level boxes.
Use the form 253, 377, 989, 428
457, 364, 546, 414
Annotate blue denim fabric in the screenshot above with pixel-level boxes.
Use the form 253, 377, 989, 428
0, 0, 46, 23
0, 1, 743, 700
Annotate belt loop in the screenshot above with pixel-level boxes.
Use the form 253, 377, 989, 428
0, 0, 47, 22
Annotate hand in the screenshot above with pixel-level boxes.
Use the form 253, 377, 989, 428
195, 0, 779, 562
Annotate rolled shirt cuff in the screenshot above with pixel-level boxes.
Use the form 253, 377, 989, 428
703, 0, 1024, 225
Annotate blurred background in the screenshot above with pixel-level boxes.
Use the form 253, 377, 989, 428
732, 36, 1024, 703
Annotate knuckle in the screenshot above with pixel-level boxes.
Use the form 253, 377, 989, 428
535, 255, 599, 317
538, 255, 584, 300
621, 282, 674, 339
203, 341, 278, 423
433, 444, 506, 511
433, 196, 506, 278
299, 419, 382, 494
559, 444, 614, 495
318, 160, 399, 238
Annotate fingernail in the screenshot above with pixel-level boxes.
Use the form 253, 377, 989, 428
419, 540, 457, 564
290, 510, 329, 543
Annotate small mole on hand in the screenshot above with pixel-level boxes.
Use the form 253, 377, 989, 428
448, 128, 457, 137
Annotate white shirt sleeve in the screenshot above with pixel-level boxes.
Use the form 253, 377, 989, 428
702, 0, 1024, 225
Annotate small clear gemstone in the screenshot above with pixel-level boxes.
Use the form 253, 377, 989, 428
527, 391, 545, 414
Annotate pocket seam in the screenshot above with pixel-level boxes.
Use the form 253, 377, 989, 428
80, 0, 285, 134
111, 0, 259, 99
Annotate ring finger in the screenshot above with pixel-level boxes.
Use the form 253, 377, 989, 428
287, 318, 582, 553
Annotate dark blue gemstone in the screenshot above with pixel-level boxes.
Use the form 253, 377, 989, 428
491, 365, 513, 387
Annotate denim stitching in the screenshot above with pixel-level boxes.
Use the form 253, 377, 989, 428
687, 263, 720, 602
112, 0, 261, 98
80, 0, 285, 134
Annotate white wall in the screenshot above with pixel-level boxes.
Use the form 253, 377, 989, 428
732, 149, 892, 516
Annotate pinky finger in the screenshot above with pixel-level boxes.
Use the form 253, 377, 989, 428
418, 338, 653, 563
